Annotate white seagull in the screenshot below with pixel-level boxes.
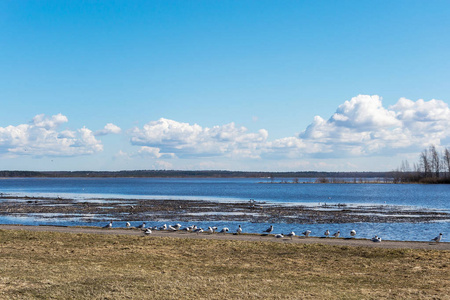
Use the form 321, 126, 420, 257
159, 224, 167, 231
275, 234, 284, 238
431, 233, 443, 243
264, 225, 274, 234
287, 231, 296, 240
194, 228, 204, 234
350, 230, 356, 238
324, 230, 330, 237
136, 222, 146, 229
144, 228, 152, 235
103, 221, 113, 228
236, 225, 243, 234
302, 230, 311, 237
332, 230, 340, 238
219, 227, 229, 233
211, 226, 218, 233
207, 226, 214, 234
171, 224, 182, 230
126, 222, 131, 228
372, 235, 382, 242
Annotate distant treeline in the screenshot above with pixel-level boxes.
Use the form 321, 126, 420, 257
393, 145, 450, 184
0, 170, 392, 179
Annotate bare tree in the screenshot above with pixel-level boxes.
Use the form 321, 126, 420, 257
430, 145, 440, 178
444, 147, 450, 177
420, 148, 431, 178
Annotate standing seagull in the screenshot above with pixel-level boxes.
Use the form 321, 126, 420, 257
126, 222, 131, 228
302, 230, 311, 237
431, 233, 443, 243
219, 227, 229, 234
103, 221, 113, 229
324, 230, 330, 237
332, 230, 340, 238
264, 225, 274, 235
194, 228, 204, 235
136, 222, 146, 229
236, 225, 243, 234
350, 230, 356, 238
287, 231, 296, 240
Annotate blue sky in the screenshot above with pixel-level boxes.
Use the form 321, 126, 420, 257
1, 1, 450, 171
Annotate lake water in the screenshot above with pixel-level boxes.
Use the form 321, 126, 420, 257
1, 177, 449, 242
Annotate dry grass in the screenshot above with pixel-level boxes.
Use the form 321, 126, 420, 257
0, 229, 449, 299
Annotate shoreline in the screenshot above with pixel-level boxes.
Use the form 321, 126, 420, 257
1, 224, 449, 250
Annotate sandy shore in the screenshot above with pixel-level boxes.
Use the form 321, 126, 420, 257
1, 224, 448, 250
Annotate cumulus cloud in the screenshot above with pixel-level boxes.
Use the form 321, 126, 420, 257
0, 114, 103, 157
94, 123, 122, 136
137, 146, 176, 159
130, 118, 269, 158
298, 95, 450, 156
127, 95, 450, 161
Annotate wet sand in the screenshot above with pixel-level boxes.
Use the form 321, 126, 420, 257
1, 224, 448, 250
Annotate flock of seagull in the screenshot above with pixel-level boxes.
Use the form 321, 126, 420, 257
102, 221, 444, 243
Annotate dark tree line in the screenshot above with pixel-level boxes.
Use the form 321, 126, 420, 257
393, 145, 450, 183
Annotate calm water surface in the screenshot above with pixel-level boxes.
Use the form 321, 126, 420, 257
1, 178, 449, 241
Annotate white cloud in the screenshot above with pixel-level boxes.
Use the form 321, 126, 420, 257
127, 96, 450, 162
298, 95, 450, 157
32, 113, 68, 129
0, 114, 103, 157
137, 146, 176, 159
94, 123, 122, 136
130, 118, 268, 158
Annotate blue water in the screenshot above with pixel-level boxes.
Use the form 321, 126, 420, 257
1, 177, 449, 241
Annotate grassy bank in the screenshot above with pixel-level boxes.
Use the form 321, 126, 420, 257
0, 229, 449, 299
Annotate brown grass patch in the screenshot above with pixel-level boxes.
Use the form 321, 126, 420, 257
0, 229, 449, 299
